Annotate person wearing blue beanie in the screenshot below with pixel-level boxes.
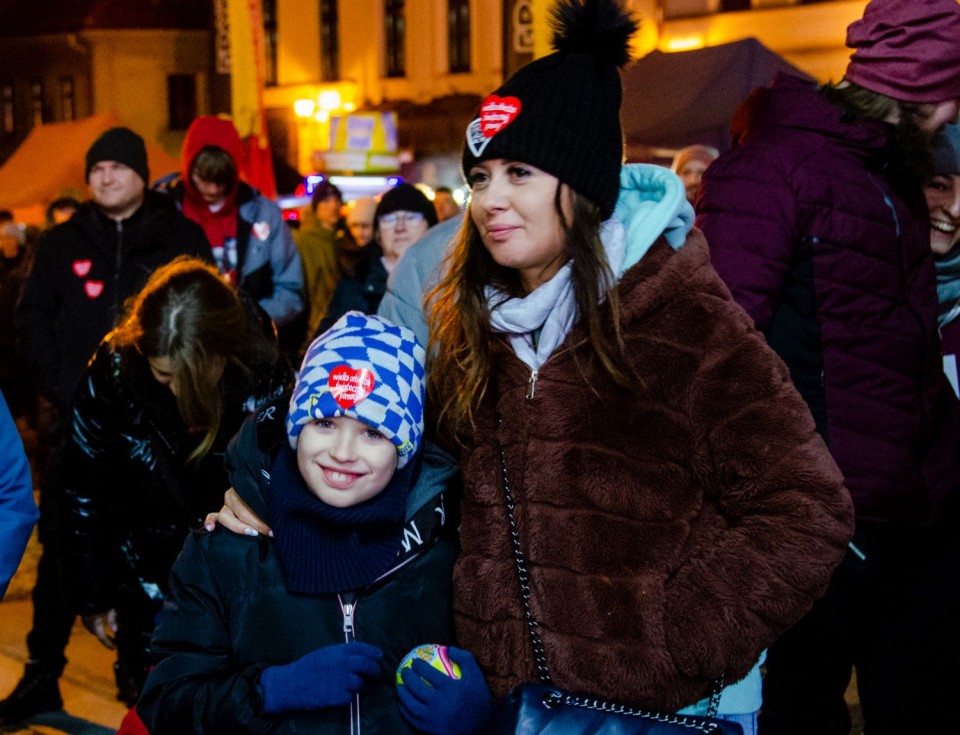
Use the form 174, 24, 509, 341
137, 312, 478, 734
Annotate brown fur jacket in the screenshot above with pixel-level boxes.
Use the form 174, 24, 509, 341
453, 231, 854, 711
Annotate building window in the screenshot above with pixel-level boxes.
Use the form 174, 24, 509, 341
60, 77, 75, 121
30, 81, 43, 126
263, 0, 278, 86
720, 0, 750, 9
168, 74, 197, 130
320, 0, 340, 81
2, 86, 13, 134
448, 0, 471, 73
385, 0, 405, 78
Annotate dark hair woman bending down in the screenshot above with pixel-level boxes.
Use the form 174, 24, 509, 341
60, 256, 291, 702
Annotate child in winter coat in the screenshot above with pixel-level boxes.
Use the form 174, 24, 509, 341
137, 312, 484, 734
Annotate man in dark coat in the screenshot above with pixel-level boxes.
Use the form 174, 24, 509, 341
696, 2, 960, 733
0, 127, 212, 723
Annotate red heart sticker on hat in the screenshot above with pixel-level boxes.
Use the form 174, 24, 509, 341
328, 366, 375, 409
480, 95, 522, 138
73, 259, 92, 277
84, 280, 104, 299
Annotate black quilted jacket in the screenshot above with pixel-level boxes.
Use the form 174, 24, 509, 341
60, 319, 292, 616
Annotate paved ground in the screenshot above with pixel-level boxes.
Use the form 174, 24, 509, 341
0, 525, 128, 735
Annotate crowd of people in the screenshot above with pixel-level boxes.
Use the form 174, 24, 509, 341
0, 1, 957, 734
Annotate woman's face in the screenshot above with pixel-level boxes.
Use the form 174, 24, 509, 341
678, 160, 708, 205
377, 210, 430, 263
924, 173, 960, 256
148, 355, 224, 397
468, 159, 568, 293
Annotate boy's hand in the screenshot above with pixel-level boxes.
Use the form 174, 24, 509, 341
204, 487, 273, 537
397, 647, 495, 734
260, 642, 383, 713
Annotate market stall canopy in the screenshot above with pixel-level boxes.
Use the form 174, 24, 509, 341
0, 112, 179, 223
621, 38, 813, 158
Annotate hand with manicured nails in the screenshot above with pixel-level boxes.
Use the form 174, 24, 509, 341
397, 647, 495, 735
260, 642, 383, 713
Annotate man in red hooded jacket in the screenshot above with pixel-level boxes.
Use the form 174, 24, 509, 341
160, 116, 303, 333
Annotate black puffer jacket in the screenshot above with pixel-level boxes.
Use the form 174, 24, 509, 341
16, 192, 213, 411
60, 322, 292, 617
138, 398, 458, 735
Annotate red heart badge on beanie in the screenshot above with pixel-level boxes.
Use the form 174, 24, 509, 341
480, 95, 521, 138
84, 280, 104, 299
73, 259, 92, 277
328, 366, 376, 409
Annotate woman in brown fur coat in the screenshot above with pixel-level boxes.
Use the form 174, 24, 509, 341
212, 2, 853, 732
424, 0, 854, 732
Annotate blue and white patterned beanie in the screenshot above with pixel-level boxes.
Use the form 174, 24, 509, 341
286, 311, 425, 468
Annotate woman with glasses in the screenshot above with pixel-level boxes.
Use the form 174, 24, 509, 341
316, 184, 438, 336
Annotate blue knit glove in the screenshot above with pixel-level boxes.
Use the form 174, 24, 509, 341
397, 647, 495, 735
260, 642, 383, 714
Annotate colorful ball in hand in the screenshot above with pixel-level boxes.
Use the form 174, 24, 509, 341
396, 644, 461, 685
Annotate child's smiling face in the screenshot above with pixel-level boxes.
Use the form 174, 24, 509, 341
296, 415, 398, 507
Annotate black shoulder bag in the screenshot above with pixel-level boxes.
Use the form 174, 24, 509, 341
494, 440, 743, 735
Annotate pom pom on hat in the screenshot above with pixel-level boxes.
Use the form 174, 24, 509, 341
461, 0, 638, 219
844, 0, 960, 104
286, 312, 426, 469
86, 127, 150, 185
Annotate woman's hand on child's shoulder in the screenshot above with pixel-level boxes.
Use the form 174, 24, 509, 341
203, 487, 274, 537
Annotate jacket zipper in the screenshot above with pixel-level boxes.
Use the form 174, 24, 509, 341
526, 369, 538, 399
339, 593, 361, 735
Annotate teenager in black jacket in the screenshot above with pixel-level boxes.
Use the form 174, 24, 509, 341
58, 257, 291, 702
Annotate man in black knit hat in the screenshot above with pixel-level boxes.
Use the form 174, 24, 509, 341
0, 127, 212, 723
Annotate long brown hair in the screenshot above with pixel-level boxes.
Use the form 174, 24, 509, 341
112, 256, 277, 460
427, 185, 632, 435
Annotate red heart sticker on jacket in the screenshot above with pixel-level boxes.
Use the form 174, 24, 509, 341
480, 95, 521, 138
252, 221, 270, 241
72, 259, 92, 277
84, 280, 104, 299
328, 366, 375, 409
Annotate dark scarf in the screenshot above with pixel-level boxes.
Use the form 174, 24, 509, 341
937, 246, 960, 329
266, 444, 419, 594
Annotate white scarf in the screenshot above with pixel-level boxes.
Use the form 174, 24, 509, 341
486, 219, 625, 371
484, 164, 693, 371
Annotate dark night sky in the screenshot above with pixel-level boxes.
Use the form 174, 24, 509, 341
0, 0, 210, 37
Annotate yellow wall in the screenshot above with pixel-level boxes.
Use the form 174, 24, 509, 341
85, 29, 209, 157
268, 0, 504, 110
660, 0, 869, 82
276, 0, 321, 84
